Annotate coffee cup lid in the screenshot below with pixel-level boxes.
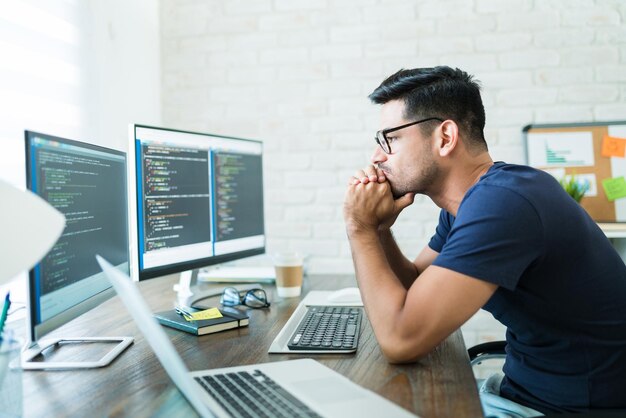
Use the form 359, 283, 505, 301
273, 252, 303, 266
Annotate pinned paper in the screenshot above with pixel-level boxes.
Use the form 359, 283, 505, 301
601, 135, 626, 158
575, 173, 598, 197
184, 308, 223, 321
602, 177, 626, 201
527, 131, 594, 167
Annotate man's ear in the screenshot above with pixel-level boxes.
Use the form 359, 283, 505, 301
437, 120, 459, 157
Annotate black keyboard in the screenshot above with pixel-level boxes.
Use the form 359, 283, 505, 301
287, 305, 362, 352
195, 370, 321, 418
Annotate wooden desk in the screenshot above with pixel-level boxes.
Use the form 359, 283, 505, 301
21, 274, 483, 418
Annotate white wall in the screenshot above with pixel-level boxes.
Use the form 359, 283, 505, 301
160, 0, 626, 274
86, 0, 162, 152
0, 0, 161, 189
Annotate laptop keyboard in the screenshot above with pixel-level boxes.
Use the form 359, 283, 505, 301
287, 305, 362, 352
195, 370, 321, 418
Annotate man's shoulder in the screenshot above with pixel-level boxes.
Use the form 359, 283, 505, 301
455, 163, 554, 227
483, 162, 552, 184
468, 163, 558, 202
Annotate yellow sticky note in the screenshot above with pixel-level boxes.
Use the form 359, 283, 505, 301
602, 177, 626, 201
185, 308, 223, 321
601, 135, 626, 158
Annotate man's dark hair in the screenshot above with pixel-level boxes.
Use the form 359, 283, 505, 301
368, 66, 487, 151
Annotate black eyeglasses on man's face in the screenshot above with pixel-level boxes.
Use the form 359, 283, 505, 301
374, 117, 443, 154
221, 287, 270, 309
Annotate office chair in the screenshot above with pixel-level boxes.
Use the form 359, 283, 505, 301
468, 341, 626, 418
468, 341, 506, 367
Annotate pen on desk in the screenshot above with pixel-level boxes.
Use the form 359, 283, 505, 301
0, 292, 11, 337
175, 306, 193, 320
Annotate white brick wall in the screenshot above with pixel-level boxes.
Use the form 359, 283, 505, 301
161, 0, 625, 345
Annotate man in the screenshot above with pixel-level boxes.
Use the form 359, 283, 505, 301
343, 66, 626, 416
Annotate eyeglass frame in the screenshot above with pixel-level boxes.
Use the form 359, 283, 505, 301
374, 117, 444, 154
220, 287, 271, 309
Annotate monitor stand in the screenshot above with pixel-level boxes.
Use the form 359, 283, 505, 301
174, 269, 262, 308
21, 336, 133, 370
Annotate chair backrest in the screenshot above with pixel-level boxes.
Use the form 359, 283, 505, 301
468, 341, 626, 417
467, 340, 506, 365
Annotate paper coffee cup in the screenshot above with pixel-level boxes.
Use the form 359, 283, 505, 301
273, 252, 303, 298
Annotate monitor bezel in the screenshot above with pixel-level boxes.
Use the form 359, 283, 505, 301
24, 130, 129, 343
130, 124, 266, 281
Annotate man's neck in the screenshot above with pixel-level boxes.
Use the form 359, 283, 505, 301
430, 154, 494, 216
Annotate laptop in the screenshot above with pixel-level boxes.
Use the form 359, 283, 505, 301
96, 256, 417, 418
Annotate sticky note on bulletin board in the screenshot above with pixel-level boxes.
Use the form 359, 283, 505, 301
523, 121, 626, 223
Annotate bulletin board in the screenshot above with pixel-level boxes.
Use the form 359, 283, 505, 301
523, 121, 626, 223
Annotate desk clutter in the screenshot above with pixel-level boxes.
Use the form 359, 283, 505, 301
160, 284, 364, 351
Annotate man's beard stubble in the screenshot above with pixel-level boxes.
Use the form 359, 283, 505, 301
380, 159, 440, 199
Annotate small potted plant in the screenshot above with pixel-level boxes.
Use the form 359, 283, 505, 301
559, 175, 590, 203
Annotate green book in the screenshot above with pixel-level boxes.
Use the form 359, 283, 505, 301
154, 308, 249, 336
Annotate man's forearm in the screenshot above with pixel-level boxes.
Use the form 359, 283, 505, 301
346, 228, 409, 350
379, 228, 419, 288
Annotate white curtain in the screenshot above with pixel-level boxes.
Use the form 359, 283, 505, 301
0, 0, 161, 189
0, 0, 89, 188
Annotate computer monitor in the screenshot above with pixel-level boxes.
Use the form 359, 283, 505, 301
130, 125, 266, 304
23, 131, 133, 370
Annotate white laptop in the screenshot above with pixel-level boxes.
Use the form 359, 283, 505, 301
96, 256, 417, 418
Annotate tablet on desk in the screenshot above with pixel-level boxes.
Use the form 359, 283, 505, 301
197, 266, 276, 283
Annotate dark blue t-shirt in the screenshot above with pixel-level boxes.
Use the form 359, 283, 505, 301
428, 162, 626, 414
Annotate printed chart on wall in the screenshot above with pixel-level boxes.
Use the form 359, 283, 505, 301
524, 121, 626, 223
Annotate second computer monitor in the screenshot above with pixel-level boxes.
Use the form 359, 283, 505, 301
132, 125, 265, 280
24, 130, 133, 369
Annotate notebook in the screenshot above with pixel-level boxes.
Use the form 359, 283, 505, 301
154, 307, 249, 336
96, 256, 417, 418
